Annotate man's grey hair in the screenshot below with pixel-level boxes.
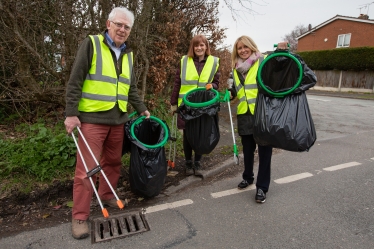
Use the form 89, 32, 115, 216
108, 7, 134, 26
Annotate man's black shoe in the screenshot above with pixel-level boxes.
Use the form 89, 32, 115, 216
255, 189, 266, 203
237, 180, 252, 189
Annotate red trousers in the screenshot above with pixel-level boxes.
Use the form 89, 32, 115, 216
72, 123, 124, 220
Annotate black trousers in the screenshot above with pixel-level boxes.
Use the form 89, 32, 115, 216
183, 130, 202, 162
241, 134, 272, 192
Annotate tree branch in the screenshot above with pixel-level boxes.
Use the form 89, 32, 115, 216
4, 6, 60, 79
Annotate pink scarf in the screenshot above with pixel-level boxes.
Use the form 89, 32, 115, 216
235, 52, 261, 78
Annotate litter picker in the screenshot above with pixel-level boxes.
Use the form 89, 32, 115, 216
224, 89, 239, 165
71, 127, 124, 218
167, 113, 177, 169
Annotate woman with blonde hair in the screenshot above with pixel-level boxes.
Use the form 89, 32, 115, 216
229, 35, 287, 203
170, 34, 220, 176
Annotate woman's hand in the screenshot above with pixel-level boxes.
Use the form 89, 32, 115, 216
170, 105, 177, 114
277, 42, 288, 50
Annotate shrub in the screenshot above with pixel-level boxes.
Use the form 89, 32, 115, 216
297, 46, 374, 71
0, 122, 76, 181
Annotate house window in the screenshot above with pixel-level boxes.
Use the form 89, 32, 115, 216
337, 34, 351, 48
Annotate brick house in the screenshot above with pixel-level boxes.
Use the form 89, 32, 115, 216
297, 14, 374, 52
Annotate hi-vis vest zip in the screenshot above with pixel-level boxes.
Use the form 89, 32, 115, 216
233, 56, 265, 115
178, 55, 219, 106
78, 34, 132, 112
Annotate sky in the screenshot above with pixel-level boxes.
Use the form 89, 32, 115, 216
218, 0, 374, 52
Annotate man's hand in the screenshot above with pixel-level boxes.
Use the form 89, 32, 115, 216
206, 83, 212, 90
64, 116, 81, 134
141, 110, 151, 118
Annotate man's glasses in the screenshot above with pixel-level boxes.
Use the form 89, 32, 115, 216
110, 21, 131, 31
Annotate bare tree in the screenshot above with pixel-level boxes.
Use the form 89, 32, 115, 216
221, 0, 262, 21
282, 24, 308, 52
130, 0, 227, 107
213, 48, 232, 91
0, 0, 101, 121
0, 0, 227, 120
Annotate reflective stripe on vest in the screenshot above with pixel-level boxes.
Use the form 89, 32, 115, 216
178, 55, 219, 106
233, 56, 265, 115
78, 35, 132, 112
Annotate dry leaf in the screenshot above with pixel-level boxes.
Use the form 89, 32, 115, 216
42, 214, 50, 219
167, 171, 179, 177
66, 201, 74, 208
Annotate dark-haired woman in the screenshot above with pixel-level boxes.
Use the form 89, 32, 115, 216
170, 34, 220, 176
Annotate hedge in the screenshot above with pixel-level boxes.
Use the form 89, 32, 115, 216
296, 47, 374, 71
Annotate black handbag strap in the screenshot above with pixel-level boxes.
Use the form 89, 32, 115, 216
237, 71, 245, 85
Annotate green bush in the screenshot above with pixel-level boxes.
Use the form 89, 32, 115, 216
0, 122, 76, 181
297, 46, 374, 71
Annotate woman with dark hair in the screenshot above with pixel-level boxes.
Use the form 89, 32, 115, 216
170, 34, 220, 176
229, 35, 287, 203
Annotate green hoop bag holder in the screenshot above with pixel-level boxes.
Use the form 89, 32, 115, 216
178, 88, 220, 155
124, 115, 170, 198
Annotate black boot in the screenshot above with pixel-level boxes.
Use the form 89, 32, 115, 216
185, 160, 194, 176
194, 161, 203, 177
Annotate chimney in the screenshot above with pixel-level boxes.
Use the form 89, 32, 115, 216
358, 14, 369, 19
308, 24, 312, 31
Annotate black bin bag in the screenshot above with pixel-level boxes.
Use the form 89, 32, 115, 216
178, 88, 220, 155
254, 51, 317, 152
124, 116, 169, 198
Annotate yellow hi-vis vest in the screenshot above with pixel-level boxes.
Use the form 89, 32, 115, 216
232, 56, 265, 115
78, 34, 132, 112
178, 55, 219, 106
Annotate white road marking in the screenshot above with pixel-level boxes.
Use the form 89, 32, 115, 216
323, 161, 361, 171
211, 185, 256, 198
145, 199, 193, 214
274, 172, 314, 184
315, 170, 322, 174
145, 159, 370, 213
308, 97, 331, 102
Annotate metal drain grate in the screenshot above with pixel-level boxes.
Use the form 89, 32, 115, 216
91, 209, 150, 243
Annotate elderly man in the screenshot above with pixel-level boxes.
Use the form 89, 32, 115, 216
64, 7, 150, 239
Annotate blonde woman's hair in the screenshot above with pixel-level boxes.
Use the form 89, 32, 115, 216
231, 35, 262, 69
187, 34, 211, 58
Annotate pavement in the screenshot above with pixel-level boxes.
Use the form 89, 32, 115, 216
307, 89, 374, 100
162, 88, 374, 196
163, 154, 240, 195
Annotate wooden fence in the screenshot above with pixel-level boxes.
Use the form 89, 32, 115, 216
312, 70, 374, 93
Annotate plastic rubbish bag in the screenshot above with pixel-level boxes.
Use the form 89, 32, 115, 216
254, 92, 316, 152
254, 51, 317, 152
178, 89, 220, 155
124, 117, 169, 198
